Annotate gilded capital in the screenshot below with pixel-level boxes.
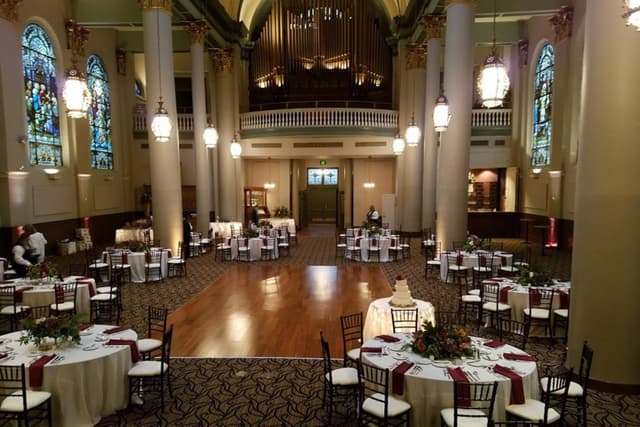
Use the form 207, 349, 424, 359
209, 48, 234, 73
421, 14, 446, 40
138, 0, 173, 14
445, 0, 477, 9
549, 5, 573, 42
65, 19, 90, 57
185, 20, 208, 45
405, 44, 426, 70
0, 0, 22, 23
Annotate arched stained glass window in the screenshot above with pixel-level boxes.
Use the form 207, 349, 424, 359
87, 55, 113, 170
22, 23, 62, 166
531, 43, 554, 167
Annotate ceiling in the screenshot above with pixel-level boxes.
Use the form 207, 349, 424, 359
70, 0, 566, 52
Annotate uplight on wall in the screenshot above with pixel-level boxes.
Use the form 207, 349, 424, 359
363, 182, 376, 189
43, 168, 61, 180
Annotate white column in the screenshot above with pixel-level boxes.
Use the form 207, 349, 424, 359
210, 48, 237, 221
436, 0, 475, 250
186, 21, 211, 234
569, 0, 640, 387
141, 3, 183, 253
421, 15, 445, 232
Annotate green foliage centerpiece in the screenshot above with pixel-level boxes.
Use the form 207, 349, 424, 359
409, 320, 473, 360
19, 315, 81, 350
26, 262, 59, 281
516, 266, 554, 287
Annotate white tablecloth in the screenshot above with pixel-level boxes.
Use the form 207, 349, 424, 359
361, 334, 539, 426
0, 324, 137, 426
266, 218, 296, 233
363, 297, 435, 340
228, 237, 278, 261
115, 228, 153, 244
210, 222, 243, 238
102, 250, 169, 283
358, 237, 394, 262
3, 276, 95, 316
440, 251, 513, 282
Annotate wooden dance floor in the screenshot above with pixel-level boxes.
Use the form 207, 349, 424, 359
168, 264, 393, 358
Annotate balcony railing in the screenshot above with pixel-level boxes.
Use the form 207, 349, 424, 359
132, 108, 511, 133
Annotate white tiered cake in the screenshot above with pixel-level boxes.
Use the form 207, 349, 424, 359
390, 277, 415, 307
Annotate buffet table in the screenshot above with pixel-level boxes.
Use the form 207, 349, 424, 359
0, 325, 137, 426
115, 228, 152, 244
363, 297, 435, 340
360, 333, 539, 426
210, 222, 243, 238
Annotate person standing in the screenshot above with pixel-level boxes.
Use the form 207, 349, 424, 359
366, 205, 380, 225
183, 214, 192, 258
24, 224, 47, 263
11, 233, 34, 277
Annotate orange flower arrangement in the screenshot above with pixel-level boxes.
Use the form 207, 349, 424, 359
410, 320, 473, 360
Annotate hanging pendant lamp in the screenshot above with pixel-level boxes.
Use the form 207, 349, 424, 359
230, 133, 242, 158
392, 134, 405, 155
478, 0, 510, 108
151, 10, 172, 142
203, 124, 219, 148
433, 94, 451, 132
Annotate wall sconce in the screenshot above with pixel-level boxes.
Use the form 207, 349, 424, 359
548, 170, 562, 178
530, 168, 542, 178
43, 168, 61, 180
77, 173, 92, 179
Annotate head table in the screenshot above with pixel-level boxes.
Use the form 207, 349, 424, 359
0, 324, 137, 426
361, 333, 540, 426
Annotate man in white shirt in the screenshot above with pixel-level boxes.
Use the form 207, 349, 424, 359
24, 224, 47, 263
11, 233, 33, 277
366, 205, 380, 225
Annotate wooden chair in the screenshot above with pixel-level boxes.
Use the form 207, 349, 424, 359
340, 312, 362, 366
277, 230, 290, 257
481, 282, 512, 329
0, 286, 30, 332
85, 248, 109, 283
108, 250, 131, 283
0, 364, 52, 426
90, 276, 121, 325
499, 318, 531, 351
400, 233, 411, 258
523, 288, 555, 338
188, 232, 201, 257
50, 282, 78, 316
446, 252, 470, 285
145, 250, 163, 282
552, 291, 570, 342
440, 380, 498, 427
345, 237, 361, 262
260, 237, 277, 261
367, 236, 381, 262
320, 331, 359, 425
390, 308, 418, 333
237, 238, 251, 262
138, 305, 169, 360
358, 361, 411, 426
388, 235, 403, 261
425, 243, 443, 279
215, 236, 232, 261
472, 253, 494, 287
167, 244, 187, 278
335, 231, 347, 258
128, 324, 174, 412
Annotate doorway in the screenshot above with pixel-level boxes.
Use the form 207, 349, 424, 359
306, 187, 337, 223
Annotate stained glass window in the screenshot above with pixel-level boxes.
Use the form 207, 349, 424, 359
307, 168, 338, 185
531, 43, 554, 167
87, 55, 113, 170
307, 169, 323, 185
22, 23, 62, 166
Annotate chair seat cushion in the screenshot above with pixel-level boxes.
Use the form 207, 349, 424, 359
505, 399, 560, 423
90, 293, 116, 301
96, 286, 113, 294
128, 360, 169, 377
524, 308, 550, 319
146, 262, 162, 268
461, 295, 481, 303
427, 260, 441, 266
167, 259, 185, 265
473, 266, 492, 272
89, 262, 108, 269
499, 266, 519, 272
540, 377, 583, 397
468, 289, 480, 296
440, 407, 489, 427
347, 348, 360, 361
0, 390, 51, 412
326, 367, 358, 385
554, 309, 568, 318
50, 301, 75, 311
449, 265, 469, 271
483, 302, 511, 312
0, 305, 29, 315
137, 338, 162, 354
362, 393, 411, 418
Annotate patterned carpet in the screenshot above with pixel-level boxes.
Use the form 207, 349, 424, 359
48, 230, 638, 426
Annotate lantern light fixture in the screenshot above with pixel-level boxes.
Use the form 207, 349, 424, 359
203, 124, 219, 148
477, 0, 511, 108
230, 133, 242, 158
433, 94, 451, 132
150, 10, 172, 142
392, 134, 405, 155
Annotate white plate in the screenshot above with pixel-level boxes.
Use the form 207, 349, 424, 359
83, 344, 98, 351
390, 352, 408, 361
468, 360, 490, 367
94, 334, 108, 342
432, 360, 451, 367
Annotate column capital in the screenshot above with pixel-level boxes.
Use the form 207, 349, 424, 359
445, 0, 477, 9
185, 20, 208, 46
406, 43, 427, 70
116, 48, 127, 75
0, 0, 22, 23
549, 5, 573, 42
517, 39, 529, 68
209, 48, 234, 73
421, 14, 446, 40
137, 0, 173, 14
65, 19, 90, 57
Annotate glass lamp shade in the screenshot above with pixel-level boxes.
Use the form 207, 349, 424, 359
433, 95, 451, 132
151, 101, 172, 142
624, 0, 640, 29
392, 135, 405, 155
405, 115, 421, 146
230, 137, 242, 159
62, 68, 91, 119
264, 182, 276, 189
363, 182, 375, 189
203, 124, 219, 148
478, 55, 511, 108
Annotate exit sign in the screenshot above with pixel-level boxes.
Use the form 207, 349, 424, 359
320, 160, 326, 165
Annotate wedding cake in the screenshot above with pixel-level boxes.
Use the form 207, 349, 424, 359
390, 276, 415, 307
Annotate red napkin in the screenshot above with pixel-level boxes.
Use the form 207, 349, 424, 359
456, 254, 464, 266
392, 362, 414, 395
529, 289, 542, 306
122, 253, 128, 263
499, 286, 512, 304
54, 285, 64, 304
479, 255, 487, 267
78, 280, 95, 297
78, 323, 93, 331
29, 354, 56, 387
500, 255, 508, 267
391, 238, 397, 247
0, 353, 7, 360
355, 239, 361, 248
447, 367, 471, 407
104, 326, 127, 334
360, 347, 382, 353
376, 335, 400, 343
503, 353, 536, 362
493, 364, 525, 404
145, 252, 151, 263
557, 290, 570, 309
14, 286, 33, 303
483, 340, 504, 348
166, 249, 173, 258
106, 339, 140, 363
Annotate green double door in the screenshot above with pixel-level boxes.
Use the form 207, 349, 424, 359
306, 187, 337, 223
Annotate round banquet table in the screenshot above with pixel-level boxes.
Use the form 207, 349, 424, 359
440, 251, 513, 282
209, 221, 243, 238
358, 237, 393, 262
360, 333, 540, 426
0, 325, 137, 427
227, 237, 278, 261
2, 276, 95, 315
363, 297, 435, 340
102, 250, 169, 283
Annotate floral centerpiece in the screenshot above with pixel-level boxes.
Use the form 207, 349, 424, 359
516, 267, 554, 287
462, 235, 489, 253
258, 220, 272, 229
408, 320, 473, 360
362, 221, 381, 236
26, 261, 59, 281
19, 315, 81, 350
128, 241, 148, 253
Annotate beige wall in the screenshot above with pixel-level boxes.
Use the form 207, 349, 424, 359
352, 158, 395, 226
243, 158, 290, 213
